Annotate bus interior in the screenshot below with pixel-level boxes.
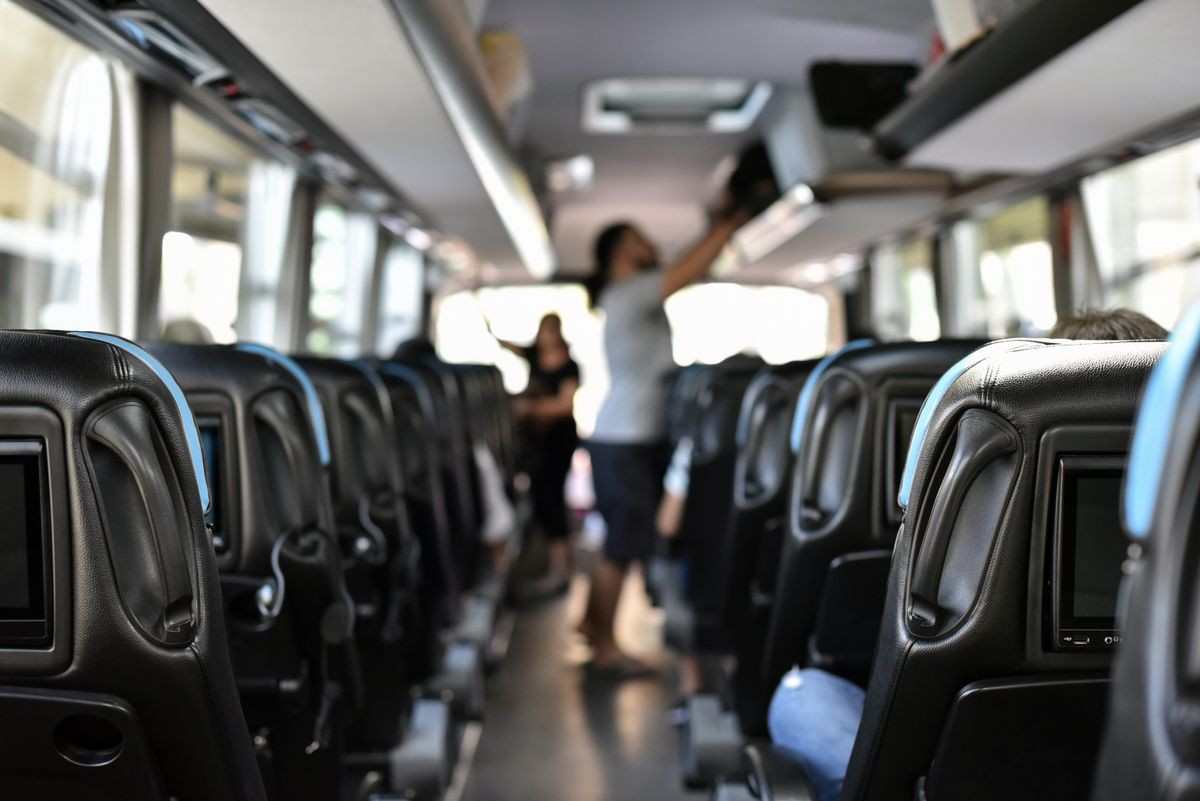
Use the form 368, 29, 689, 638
0, 0, 1198, 800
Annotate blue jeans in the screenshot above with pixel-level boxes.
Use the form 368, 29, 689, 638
768, 668, 866, 801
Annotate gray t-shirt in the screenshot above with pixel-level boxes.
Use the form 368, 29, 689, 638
592, 270, 675, 443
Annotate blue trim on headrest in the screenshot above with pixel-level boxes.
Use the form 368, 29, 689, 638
349, 359, 395, 421
1125, 302, 1200, 539
235, 344, 331, 466
376, 362, 437, 420
350, 359, 390, 399
790, 339, 875, 452
70, 332, 210, 514
736, 372, 772, 446
896, 339, 1044, 510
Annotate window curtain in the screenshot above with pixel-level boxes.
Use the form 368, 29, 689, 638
21, 50, 130, 333
237, 160, 299, 347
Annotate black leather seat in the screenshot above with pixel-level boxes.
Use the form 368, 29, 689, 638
1092, 309, 1200, 801
147, 342, 359, 801
717, 359, 817, 735
387, 356, 484, 591
832, 339, 1163, 801
374, 362, 461, 627
296, 356, 426, 749
674, 356, 762, 651
760, 340, 983, 694
0, 331, 265, 801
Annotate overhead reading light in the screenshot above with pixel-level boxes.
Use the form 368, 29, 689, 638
404, 227, 434, 252
231, 98, 307, 146
582, 78, 773, 135
310, 151, 358, 186
545, 155, 594, 193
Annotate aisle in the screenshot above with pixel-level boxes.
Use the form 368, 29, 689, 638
460, 574, 706, 801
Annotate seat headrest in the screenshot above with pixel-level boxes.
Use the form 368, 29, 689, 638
1124, 302, 1200, 539
898, 339, 1047, 509
790, 339, 876, 451
735, 361, 815, 445
235, 344, 331, 466
71, 332, 210, 514
901, 339, 1167, 515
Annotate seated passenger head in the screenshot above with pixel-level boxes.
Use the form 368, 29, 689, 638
588, 222, 658, 306
1049, 308, 1167, 340
392, 336, 437, 361
162, 318, 215, 344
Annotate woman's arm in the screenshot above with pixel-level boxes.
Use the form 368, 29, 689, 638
496, 339, 526, 357
520, 377, 580, 422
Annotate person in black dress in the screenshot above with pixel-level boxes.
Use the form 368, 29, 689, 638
501, 314, 580, 595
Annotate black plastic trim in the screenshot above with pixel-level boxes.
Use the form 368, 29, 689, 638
1027, 426, 1132, 671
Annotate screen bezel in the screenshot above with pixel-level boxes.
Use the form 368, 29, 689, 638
1052, 454, 1127, 646
0, 442, 51, 646
885, 398, 923, 526
196, 416, 226, 556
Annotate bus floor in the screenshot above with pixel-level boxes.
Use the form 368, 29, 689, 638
460, 568, 705, 801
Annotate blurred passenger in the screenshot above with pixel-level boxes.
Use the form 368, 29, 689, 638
497, 314, 581, 597
1050, 307, 1168, 340
656, 437, 705, 709
581, 210, 747, 676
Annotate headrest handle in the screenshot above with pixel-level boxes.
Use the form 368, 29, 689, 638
71, 332, 211, 514
789, 339, 875, 452
897, 339, 1045, 510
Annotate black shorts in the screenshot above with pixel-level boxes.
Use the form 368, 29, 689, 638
588, 440, 669, 565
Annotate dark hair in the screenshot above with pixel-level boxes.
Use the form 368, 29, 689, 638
1049, 308, 1168, 341
586, 221, 634, 308
391, 336, 437, 361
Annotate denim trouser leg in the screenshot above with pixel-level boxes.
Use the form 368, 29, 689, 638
768, 667, 867, 801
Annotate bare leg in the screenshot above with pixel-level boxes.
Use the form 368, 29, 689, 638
587, 555, 631, 664
489, 541, 508, 573
547, 538, 572, 578
678, 656, 704, 697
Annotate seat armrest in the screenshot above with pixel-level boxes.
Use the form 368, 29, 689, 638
744, 744, 819, 801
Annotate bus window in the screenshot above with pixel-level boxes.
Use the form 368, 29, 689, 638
306, 200, 378, 356
1082, 137, 1200, 329
664, 283, 828, 365
0, 0, 132, 332
871, 239, 940, 342
159, 105, 257, 343
375, 240, 425, 356
953, 195, 1056, 337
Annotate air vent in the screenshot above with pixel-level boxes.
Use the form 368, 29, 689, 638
310, 150, 359, 185
109, 8, 226, 84
231, 98, 307, 147
582, 78, 772, 135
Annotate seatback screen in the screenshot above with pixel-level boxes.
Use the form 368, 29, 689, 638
0, 446, 49, 645
1055, 459, 1127, 650
198, 421, 226, 555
